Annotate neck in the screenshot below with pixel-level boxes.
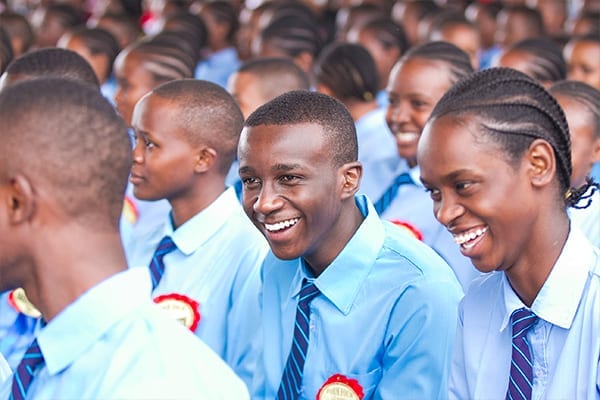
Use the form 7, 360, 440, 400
346, 99, 378, 122
169, 178, 226, 228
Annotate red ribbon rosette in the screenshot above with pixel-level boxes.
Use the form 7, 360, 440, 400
153, 293, 200, 332
316, 374, 364, 400
389, 219, 424, 241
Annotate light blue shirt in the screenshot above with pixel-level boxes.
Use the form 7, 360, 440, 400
450, 227, 600, 399
381, 165, 482, 291
355, 107, 403, 202
0, 295, 40, 370
195, 47, 240, 89
569, 185, 600, 247
0, 268, 249, 399
252, 194, 463, 400
127, 187, 268, 388
0, 355, 9, 386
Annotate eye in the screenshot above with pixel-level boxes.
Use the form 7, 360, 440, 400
455, 181, 472, 192
241, 176, 260, 190
279, 175, 300, 184
410, 99, 428, 109
143, 137, 156, 149
424, 186, 441, 202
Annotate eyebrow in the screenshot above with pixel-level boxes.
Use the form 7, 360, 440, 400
272, 163, 302, 172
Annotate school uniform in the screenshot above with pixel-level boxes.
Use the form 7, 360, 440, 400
0, 268, 249, 399
194, 47, 240, 89
379, 166, 482, 291
252, 194, 463, 400
355, 107, 403, 202
126, 187, 268, 388
569, 185, 600, 247
449, 227, 600, 399
0, 354, 9, 385
0, 294, 40, 370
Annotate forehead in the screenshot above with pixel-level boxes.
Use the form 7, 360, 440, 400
388, 58, 453, 94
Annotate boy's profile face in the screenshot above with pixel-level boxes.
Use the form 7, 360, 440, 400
565, 41, 600, 90
418, 114, 537, 275
238, 122, 349, 269
114, 51, 157, 125
130, 93, 199, 202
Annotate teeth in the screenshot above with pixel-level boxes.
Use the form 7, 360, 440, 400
454, 227, 488, 245
395, 132, 419, 144
265, 218, 299, 232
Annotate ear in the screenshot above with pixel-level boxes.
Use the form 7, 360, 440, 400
339, 161, 362, 200
526, 139, 556, 188
591, 137, 600, 164
194, 147, 218, 173
3, 174, 35, 225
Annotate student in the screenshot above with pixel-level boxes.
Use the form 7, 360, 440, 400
0, 355, 8, 383
0, 11, 35, 58
564, 33, 600, 90
417, 67, 600, 399
497, 37, 566, 88
549, 80, 600, 247
314, 42, 402, 202
495, 5, 545, 49
382, 41, 480, 291
0, 77, 249, 399
427, 12, 481, 70
126, 79, 268, 388
0, 27, 13, 76
29, 3, 86, 49
238, 90, 463, 399
465, 0, 503, 70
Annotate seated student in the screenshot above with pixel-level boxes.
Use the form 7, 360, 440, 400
238, 90, 463, 399
418, 67, 600, 399
0, 47, 101, 371
381, 41, 480, 291
549, 80, 600, 247
0, 77, 249, 399
495, 5, 545, 49
0, 11, 35, 58
427, 12, 482, 70
564, 33, 600, 90
314, 42, 402, 202
465, 0, 503, 70
126, 79, 268, 388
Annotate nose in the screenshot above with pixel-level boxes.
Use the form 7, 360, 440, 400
253, 182, 283, 215
386, 101, 409, 127
434, 194, 464, 228
132, 138, 144, 164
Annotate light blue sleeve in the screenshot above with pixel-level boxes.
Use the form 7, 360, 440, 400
449, 301, 469, 400
0, 354, 10, 386
375, 278, 462, 400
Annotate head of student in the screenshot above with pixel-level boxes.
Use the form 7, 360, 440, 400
0, 77, 131, 293
386, 41, 473, 168
417, 67, 587, 275
130, 79, 243, 207
238, 90, 362, 276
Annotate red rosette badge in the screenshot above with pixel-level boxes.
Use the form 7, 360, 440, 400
389, 219, 424, 241
8, 288, 42, 318
316, 374, 364, 400
153, 293, 200, 332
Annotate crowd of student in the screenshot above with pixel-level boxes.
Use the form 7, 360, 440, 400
0, 0, 598, 398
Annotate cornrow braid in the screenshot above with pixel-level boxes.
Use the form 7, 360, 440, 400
400, 41, 473, 84
430, 67, 591, 208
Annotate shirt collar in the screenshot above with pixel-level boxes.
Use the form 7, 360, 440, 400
37, 268, 151, 375
291, 195, 385, 315
500, 226, 593, 331
164, 187, 237, 255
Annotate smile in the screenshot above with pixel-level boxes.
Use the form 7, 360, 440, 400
454, 227, 488, 248
395, 132, 419, 144
264, 218, 299, 232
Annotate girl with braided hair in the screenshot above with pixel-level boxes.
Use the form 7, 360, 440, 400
418, 67, 600, 399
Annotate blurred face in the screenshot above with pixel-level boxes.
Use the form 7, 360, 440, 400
439, 25, 480, 70
130, 94, 199, 202
554, 94, 600, 187
418, 114, 536, 273
58, 35, 109, 83
114, 50, 157, 125
238, 123, 349, 270
496, 10, 530, 48
565, 40, 600, 90
385, 58, 454, 167
227, 71, 265, 120
31, 9, 66, 48
498, 49, 541, 83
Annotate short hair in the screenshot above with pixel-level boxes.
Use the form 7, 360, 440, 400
428, 67, 593, 207
162, 10, 207, 62
0, 78, 131, 228
314, 42, 379, 103
503, 37, 567, 83
66, 26, 121, 80
2, 48, 99, 88
399, 41, 474, 85
360, 16, 409, 56
549, 80, 600, 139
0, 26, 13, 75
200, 0, 239, 43
260, 13, 323, 59
237, 57, 310, 99
245, 90, 358, 167
151, 79, 244, 174
0, 11, 35, 55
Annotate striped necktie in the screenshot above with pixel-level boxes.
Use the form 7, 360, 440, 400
11, 339, 45, 400
506, 308, 538, 400
277, 279, 321, 400
373, 172, 414, 214
148, 236, 177, 291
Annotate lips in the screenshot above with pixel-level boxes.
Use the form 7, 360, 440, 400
393, 131, 420, 145
264, 218, 299, 232
453, 226, 488, 249
129, 173, 145, 185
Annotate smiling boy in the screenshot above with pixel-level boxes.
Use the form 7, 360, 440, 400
238, 90, 463, 400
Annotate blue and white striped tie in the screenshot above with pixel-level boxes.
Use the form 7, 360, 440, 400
148, 236, 177, 291
506, 308, 538, 400
11, 338, 44, 400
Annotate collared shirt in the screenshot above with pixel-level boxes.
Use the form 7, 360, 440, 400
127, 187, 268, 388
0, 268, 249, 399
450, 227, 600, 400
569, 186, 600, 247
0, 293, 39, 370
194, 47, 240, 89
381, 165, 482, 291
355, 107, 403, 202
0, 354, 9, 385
252, 194, 463, 400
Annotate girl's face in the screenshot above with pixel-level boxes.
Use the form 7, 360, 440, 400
565, 40, 600, 90
385, 58, 454, 167
114, 50, 157, 126
554, 93, 600, 187
418, 114, 539, 274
